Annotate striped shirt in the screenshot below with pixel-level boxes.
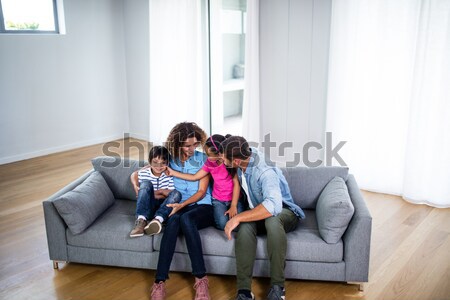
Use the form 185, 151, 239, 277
138, 168, 174, 191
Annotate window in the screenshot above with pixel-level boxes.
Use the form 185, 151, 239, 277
0, 0, 64, 34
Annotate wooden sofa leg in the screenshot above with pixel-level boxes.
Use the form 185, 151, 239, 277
358, 283, 365, 292
53, 261, 67, 270
347, 282, 365, 292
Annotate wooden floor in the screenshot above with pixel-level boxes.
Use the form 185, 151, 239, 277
0, 138, 449, 300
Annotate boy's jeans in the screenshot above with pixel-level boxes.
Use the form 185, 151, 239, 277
135, 180, 181, 221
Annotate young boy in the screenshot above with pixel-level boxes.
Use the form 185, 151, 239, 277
129, 146, 181, 237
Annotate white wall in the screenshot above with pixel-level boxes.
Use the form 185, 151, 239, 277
260, 0, 332, 166
0, 0, 332, 165
123, 0, 149, 141
0, 0, 129, 164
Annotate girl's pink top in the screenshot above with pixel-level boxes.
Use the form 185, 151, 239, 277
201, 159, 233, 201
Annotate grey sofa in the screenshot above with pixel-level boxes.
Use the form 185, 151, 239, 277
43, 156, 372, 290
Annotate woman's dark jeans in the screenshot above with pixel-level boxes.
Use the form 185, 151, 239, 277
155, 204, 214, 281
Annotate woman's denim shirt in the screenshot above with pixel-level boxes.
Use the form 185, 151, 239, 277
240, 147, 305, 219
170, 150, 212, 206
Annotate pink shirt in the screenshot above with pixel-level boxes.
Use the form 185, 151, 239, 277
201, 159, 233, 201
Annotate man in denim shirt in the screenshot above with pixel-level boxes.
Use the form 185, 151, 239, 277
221, 136, 305, 300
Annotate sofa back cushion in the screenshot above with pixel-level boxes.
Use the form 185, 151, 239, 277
91, 156, 146, 200
280, 166, 349, 209
53, 171, 115, 235
316, 176, 355, 243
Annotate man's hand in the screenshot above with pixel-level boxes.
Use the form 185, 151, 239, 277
167, 203, 184, 217
224, 216, 240, 240
223, 205, 273, 240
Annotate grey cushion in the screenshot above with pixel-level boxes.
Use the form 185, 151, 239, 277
53, 171, 115, 235
67, 199, 154, 252
281, 166, 349, 209
152, 210, 343, 263
91, 156, 146, 200
316, 176, 354, 244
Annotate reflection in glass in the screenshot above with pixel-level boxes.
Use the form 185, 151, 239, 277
210, 0, 247, 136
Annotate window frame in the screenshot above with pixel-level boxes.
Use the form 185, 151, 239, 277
0, 0, 61, 34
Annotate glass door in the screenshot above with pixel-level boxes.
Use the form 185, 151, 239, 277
210, 0, 247, 135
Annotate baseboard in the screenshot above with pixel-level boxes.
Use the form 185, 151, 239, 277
0, 134, 125, 165
127, 133, 150, 142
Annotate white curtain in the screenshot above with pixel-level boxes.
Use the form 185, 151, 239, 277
326, 0, 450, 207
242, 0, 260, 143
149, 0, 208, 145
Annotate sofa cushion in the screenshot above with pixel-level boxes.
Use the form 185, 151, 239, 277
91, 156, 146, 201
53, 171, 115, 235
66, 200, 344, 263
153, 210, 343, 263
316, 176, 355, 244
153, 227, 236, 257
67, 199, 154, 252
281, 166, 349, 209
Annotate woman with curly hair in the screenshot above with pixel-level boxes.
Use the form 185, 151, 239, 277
150, 121, 214, 300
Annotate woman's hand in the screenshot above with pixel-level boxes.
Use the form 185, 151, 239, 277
225, 205, 238, 219
167, 203, 185, 217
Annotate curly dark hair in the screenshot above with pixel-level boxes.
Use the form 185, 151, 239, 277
164, 122, 207, 160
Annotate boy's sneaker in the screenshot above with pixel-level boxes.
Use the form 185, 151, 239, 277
151, 281, 166, 300
235, 292, 255, 300
130, 218, 147, 237
267, 285, 285, 300
145, 219, 163, 236
194, 276, 210, 300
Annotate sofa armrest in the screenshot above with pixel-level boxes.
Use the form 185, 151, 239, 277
42, 170, 94, 262
343, 174, 372, 282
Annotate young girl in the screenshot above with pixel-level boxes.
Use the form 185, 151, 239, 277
166, 134, 244, 230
